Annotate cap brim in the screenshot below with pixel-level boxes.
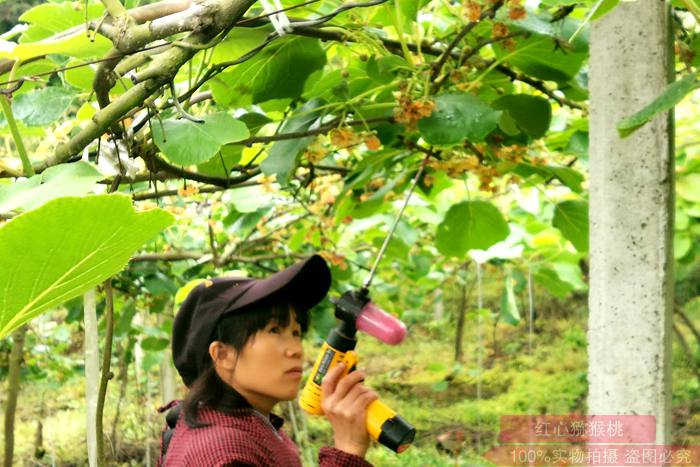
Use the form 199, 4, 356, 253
226, 254, 331, 315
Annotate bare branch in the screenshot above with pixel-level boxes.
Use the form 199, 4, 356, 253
129, 252, 308, 263
493, 63, 587, 111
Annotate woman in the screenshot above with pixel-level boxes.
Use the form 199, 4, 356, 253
157, 255, 377, 466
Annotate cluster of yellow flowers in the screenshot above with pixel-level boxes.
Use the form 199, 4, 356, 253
177, 185, 199, 196
462, 0, 525, 22
319, 250, 348, 270
393, 93, 436, 129
303, 128, 381, 164
497, 145, 529, 164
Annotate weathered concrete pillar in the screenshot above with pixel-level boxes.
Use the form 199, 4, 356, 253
588, 0, 674, 449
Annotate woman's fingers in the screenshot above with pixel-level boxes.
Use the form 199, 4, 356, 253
321, 362, 346, 398
351, 389, 378, 413
333, 369, 366, 401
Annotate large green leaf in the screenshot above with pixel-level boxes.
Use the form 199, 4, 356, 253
210, 36, 326, 106
514, 164, 584, 193
0, 161, 104, 214
552, 200, 588, 252
1, 32, 111, 61
13, 87, 75, 127
618, 74, 700, 138
493, 36, 586, 83
196, 144, 242, 178
435, 201, 510, 258
508, 8, 588, 53
493, 95, 552, 139
152, 113, 249, 166
19, 2, 105, 42
260, 98, 325, 185
0, 194, 175, 338
211, 26, 270, 63
418, 93, 501, 145
64, 59, 97, 91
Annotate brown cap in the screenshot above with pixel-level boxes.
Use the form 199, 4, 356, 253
172, 254, 331, 386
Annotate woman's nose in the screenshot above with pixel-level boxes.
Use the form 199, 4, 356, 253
285, 340, 302, 358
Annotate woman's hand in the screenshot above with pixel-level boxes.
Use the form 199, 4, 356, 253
321, 362, 379, 458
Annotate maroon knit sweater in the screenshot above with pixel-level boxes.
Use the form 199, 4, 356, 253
156, 400, 374, 466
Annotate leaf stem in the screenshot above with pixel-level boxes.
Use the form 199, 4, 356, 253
0, 60, 32, 177
393, 0, 414, 67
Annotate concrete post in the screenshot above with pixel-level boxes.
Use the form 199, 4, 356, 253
588, 0, 675, 449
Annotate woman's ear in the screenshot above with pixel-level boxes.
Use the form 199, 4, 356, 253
209, 341, 237, 371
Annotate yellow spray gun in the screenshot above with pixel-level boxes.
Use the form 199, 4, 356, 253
299, 287, 416, 453
299, 154, 431, 453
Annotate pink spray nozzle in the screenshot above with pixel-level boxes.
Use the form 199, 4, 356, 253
356, 302, 407, 345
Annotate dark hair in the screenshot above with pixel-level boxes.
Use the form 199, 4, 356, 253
182, 297, 309, 428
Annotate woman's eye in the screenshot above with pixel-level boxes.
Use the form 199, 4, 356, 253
270, 326, 280, 333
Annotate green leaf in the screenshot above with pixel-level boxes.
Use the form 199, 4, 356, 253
534, 268, 574, 298
306, 67, 375, 103
3, 31, 111, 62
500, 269, 521, 325
211, 36, 326, 106
618, 74, 700, 138
436, 201, 510, 258
418, 93, 501, 145
674, 232, 692, 260
238, 113, 272, 134
115, 300, 137, 337
516, 164, 584, 193
196, 144, 242, 178
371, 0, 430, 33
493, 95, 552, 139
19, 3, 105, 41
152, 113, 249, 166
493, 36, 586, 83
508, 8, 588, 53
366, 55, 410, 84
590, 0, 620, 21
64, 59, 97, 90
0, 161, 104, 214
140, 336, 169, 352
0, 194, 174, 339
677, 174, 700, 202
0, 59, 56, 96
552, 200, 588, 252
260, 98, 325, 185
13, 87, 74, 127
211, 26, 270, 63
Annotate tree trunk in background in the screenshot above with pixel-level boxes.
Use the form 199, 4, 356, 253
159, 303, 177, 405
3, 324, 27, 467
432, 289, 444, 321
84, 288, 99, 467
454, 277, 467, 363
588, 0, 674, 445
111, 337, 132, 456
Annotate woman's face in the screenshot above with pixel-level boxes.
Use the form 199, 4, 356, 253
211, 309, 305, 415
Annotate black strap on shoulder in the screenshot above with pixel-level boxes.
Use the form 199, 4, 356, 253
161, 403, 182, 463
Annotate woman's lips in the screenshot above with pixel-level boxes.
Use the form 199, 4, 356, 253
285, 369, 303, 377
